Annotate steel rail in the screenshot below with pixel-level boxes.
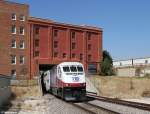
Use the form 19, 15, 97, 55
87, 94, 150, 111
84, 102, 120, 114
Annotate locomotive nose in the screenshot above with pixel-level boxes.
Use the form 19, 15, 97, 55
73, 90, 78, 95
73, 90, 80, 97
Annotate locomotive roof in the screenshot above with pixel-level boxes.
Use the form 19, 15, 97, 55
58, 62, 83, 66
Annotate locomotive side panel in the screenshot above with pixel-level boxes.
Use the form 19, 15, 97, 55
50, 66, 58, 95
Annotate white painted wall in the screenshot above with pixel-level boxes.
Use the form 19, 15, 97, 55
113, 57, 150, 68
133, 58, 150, 65
117, 68, 136, 77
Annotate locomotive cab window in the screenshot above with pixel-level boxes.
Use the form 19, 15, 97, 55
63, 66, 70, 72
77, 66, 83, 72
70, 66, 77, 72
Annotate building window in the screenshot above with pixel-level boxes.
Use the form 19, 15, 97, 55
87, 33, 91, 40
35, 39, 39, 47
11, 25, 16, 34
54, 30, 58, 37
63, 53, 66, 58
54, 41, 58, 48
20, 26, 24, 35
35, 51, 39, 57
71, 31, 76, 39
19, 15, 25, 21
72, 42, 76, 49
11, 40, 16, 48
11, 13, 16, 20
11, 70, 16, 78
88, 55, 92, 61
35, 27, 39, 34
54, 52, 58, 57
20, 40, 25, 49
80, 54, 83, 60
88, 44, 91, 50
11, 55, 16, 64
72, 53, 76, 58
20, 56, 24, 64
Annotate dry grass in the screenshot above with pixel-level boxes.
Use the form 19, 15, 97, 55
89, 76, 150, 99
11, 86, 42, 99
7, 85, 42, 110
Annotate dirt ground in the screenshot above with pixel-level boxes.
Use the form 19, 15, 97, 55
89, 76, 150, 99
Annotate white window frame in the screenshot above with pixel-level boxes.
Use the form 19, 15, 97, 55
20, 15, 25, 21
20, 26, 25, 35
11, 55, 16, 65
20, 40, 25, 49
11, 13, 16, 20
11, 39, 16, 48
11, 25, 16, 34
20, 56, 25, 64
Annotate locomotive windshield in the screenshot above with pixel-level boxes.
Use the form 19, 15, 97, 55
77, 66, 83, 72
63, 66, 70, 72
70, 66, 77, 72
62, 65, 83, 72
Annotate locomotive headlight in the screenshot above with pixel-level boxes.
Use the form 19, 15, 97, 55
65, 83, 69, 87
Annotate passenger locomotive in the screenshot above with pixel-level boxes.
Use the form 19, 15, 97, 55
43, 62, 86, 101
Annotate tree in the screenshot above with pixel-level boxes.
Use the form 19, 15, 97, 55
100, 50, 114, 76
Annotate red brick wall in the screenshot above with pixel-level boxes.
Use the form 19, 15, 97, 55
70, 30, 84, 61
0, 1, 102, 79
29, 19, 103, 78
0, 1, 30, 79
52, 28, 68, 60
39, 27, 49, 59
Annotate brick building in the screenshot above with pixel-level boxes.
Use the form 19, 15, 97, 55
0, 1, 103, 79
0, 1, 30, 79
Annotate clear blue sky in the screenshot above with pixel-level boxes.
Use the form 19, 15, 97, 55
11, 0, 150, 60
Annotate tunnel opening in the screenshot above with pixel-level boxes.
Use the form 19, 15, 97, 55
39, 64, 56, 95
39, 64, 56, 71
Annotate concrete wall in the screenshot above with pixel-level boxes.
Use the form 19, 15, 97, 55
116, 68, 136, 77
0, 75, 11, 107
86, 77, 99, 95
115, 67, 150, 77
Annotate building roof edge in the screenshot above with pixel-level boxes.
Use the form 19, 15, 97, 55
2, 0, 29, 7
29, 16, 102, 31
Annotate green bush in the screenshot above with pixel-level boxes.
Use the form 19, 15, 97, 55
100, 50, 114, 76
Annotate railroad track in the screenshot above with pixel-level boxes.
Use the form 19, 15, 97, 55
71, 101, 119, 114
86, 93, 150, 112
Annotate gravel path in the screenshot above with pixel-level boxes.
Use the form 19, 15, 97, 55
4, 94, 150, 114
17, 94, 91, 114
